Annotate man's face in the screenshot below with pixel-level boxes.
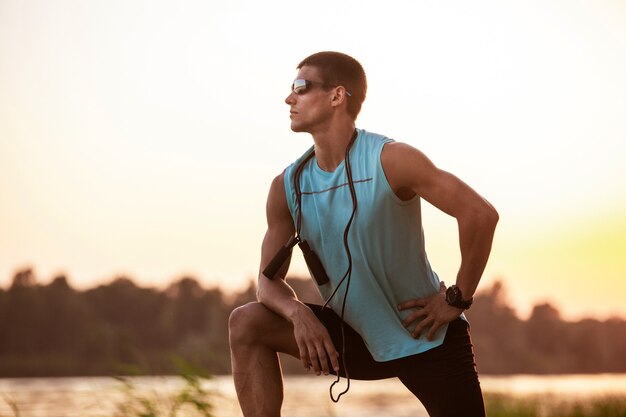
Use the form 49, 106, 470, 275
285, 65, 334, 133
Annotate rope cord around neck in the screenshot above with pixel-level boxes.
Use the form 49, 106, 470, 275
293, 130, 359, 402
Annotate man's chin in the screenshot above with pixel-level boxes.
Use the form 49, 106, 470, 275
289, 122, 308, 133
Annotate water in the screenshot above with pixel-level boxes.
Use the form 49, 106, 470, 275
0, 374, 625, 417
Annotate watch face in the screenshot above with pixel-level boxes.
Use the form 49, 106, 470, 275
445, 285, 472, 309
446, 286, 456, 303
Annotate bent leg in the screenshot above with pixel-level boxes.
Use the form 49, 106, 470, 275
229, 302, 300, 417
394, 319, 486, 417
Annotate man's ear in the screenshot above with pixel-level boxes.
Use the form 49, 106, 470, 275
330, 86, 349, 108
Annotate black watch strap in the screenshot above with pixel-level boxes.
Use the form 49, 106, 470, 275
445, 285, 473, 310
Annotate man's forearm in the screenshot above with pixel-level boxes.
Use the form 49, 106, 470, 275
455, 205, 499, 298
257, 277, 307, 323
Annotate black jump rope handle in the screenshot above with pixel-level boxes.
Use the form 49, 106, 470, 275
298, 241, 330, 285
263, 237, 330, 286
262, 236, 299, 279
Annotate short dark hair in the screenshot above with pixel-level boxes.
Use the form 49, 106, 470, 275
297, 51, 367, 120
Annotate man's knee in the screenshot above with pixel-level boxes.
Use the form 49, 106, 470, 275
229, 302, 269, 346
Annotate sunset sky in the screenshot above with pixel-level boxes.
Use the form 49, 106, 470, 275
1, 0, 625, 320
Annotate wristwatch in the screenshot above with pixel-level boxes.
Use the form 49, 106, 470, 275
445, 285, 473, 310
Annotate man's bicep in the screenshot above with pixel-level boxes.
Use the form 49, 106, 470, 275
417, 168, 478, 218
266, 172, 294, 231
383, 142, 481, 218
260, 173, 295, 278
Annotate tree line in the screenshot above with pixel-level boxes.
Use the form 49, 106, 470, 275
0, 268, 625, 377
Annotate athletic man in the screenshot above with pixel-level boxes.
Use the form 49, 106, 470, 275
229, 51, 498, 417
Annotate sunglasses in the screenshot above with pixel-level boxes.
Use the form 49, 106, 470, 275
291, 79, 352, 96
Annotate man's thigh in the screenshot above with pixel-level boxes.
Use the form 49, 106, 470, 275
306, 303, 396, 380
392, 318, 486, 417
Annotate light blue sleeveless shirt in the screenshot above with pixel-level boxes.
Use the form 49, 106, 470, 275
284, 129, 448, 361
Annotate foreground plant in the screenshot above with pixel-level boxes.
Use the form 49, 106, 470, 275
485, 393, 626, 417
114, 357, 215, 417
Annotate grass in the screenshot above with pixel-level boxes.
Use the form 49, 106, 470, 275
113, 357, 216, 417
485, 393, 626, 417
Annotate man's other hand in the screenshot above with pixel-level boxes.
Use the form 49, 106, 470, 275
397, 282, 463, 341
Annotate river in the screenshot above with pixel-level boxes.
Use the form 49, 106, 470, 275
1, 374, 625, 417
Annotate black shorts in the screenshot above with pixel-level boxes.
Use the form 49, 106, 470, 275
307, 303, 486, 417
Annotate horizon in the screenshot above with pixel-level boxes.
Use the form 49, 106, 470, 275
2, 265, 623, 323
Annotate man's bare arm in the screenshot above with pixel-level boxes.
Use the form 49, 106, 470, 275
383, 142, 499, 339
256, 172, 339, 375
256, 173, 300, 315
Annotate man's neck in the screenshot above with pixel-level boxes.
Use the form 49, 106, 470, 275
310, 122, 356, 172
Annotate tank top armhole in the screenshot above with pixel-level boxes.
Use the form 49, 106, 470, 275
377, 139, 420, 206
283, 145, 315, 226
282, 167, 296, 223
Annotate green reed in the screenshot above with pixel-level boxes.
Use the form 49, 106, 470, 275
114, 357, 215, 417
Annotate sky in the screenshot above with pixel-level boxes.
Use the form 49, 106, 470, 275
1, 0, 625, 320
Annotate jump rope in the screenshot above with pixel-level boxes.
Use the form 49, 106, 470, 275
263, 130, 359, 402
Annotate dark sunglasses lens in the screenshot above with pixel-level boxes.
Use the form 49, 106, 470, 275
292, 79, 308, 94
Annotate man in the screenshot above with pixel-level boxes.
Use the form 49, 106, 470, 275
229, 51, 498, 417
